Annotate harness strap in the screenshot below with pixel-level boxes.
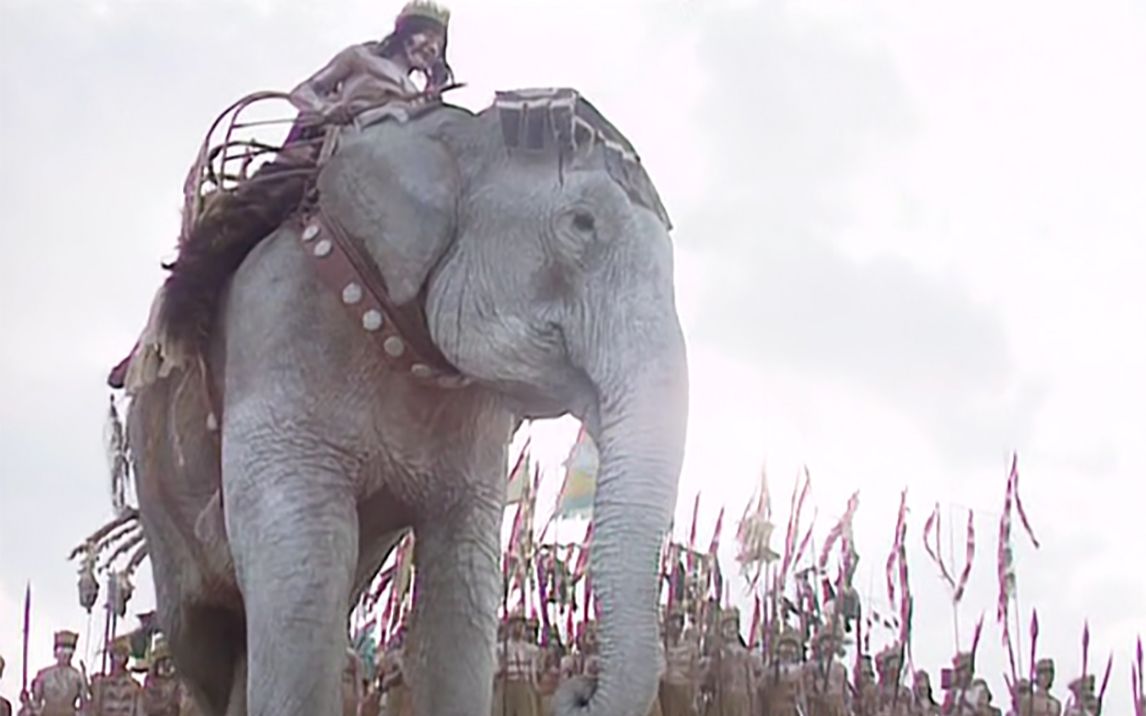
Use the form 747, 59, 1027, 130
297, 205, 469, 389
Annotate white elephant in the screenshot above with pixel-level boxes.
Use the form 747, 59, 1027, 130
125, 88, 688, 716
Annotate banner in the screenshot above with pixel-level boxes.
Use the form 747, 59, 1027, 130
556, 427, 598, 519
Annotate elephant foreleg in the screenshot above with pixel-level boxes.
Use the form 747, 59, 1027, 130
224, 442, 360, 716
407, 491, 503, 716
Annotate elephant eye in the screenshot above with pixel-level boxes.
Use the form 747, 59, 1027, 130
571, 211, 596, 234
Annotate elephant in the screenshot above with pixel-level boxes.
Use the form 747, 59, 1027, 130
124, 88, 688, 716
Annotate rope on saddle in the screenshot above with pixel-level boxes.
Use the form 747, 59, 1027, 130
162, 92, 326, 354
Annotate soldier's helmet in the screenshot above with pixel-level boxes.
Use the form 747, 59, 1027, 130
107, 635, 132, 657
54, 630, 80, 650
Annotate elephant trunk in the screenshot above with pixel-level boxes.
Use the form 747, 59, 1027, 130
561, 321, 688, 716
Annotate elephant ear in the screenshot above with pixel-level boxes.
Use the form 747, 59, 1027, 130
315, 120, 460, 305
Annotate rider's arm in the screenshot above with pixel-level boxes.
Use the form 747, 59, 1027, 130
288, 46, 360, 115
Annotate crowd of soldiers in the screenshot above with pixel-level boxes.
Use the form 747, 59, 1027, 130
347, 607, 1115, 716
0, 602, 1132, 715
1, 630, 190, 716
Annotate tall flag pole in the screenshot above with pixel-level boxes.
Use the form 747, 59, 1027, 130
997, 452, 1040, 680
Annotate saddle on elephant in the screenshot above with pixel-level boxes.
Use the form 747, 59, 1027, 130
107, 0, 457, 394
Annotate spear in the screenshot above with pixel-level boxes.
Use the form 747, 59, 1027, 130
1028, 609, 1040, 688
1136, 637, 1144, 715
21, 582, 31, 695
1097, 652, 1113, 715
1082, 621, 1091, 701
1133, 663, 1142, 716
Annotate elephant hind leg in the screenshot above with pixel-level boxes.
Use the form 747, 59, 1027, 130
171, 603, 246, 715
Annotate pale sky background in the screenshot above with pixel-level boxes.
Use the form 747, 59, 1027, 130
2, 0, 1144, 711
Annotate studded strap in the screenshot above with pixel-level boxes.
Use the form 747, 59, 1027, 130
297, 208, 469, 389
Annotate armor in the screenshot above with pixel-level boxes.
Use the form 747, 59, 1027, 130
493, 614, 540, 716
89, 637, 141, 716
762, 627, 806, 716
805, 629, 851, 716
140, 641, 184, 716
874, 644, 911, 716
660, 612, 699, 716
26, 631, 88, 716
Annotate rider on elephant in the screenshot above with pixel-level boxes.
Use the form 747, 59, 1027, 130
284, 0, 454, 155
21, 631, 89, 716
88, 636, 141, 716
107, 0, 455, 391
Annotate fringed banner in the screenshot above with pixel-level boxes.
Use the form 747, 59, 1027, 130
1009, 453, 1040, 549
687, 493, 701, 576
782, 468, 812, 583
952, 509, 975, 603
922, 503, 956, 592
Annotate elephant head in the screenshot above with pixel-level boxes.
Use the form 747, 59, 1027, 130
316, 90, 688, 715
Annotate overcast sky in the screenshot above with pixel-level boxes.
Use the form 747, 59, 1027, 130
2, 0, 1144, 711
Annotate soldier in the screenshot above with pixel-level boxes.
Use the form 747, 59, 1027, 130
89, 636, 141, 715
379, 630, 412, 716
940, 652, 980, 715
535, 639, 564, 716
342, 648, 364, 716
701, 608, 757, 716
804, 627, 851, 716
22, 630, 89, 716
139, 640, 183, 716
561, 620, 601, 688
1005, 679, 1032, 716
646, 637, 666, 716
1, 655, 12, 716
1062, 675, 1097, 716
874, 644, 912, 716
970, 678, 1001, 716
855, 655, 879, 716
911, 670, 940, 716
1030, 659, 1062, 716
359, 678, 383, 716
493, 613, 540, 716
660, 610, 699, 716
762, 627, 806, 716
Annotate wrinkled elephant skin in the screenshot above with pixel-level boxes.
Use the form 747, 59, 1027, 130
129, 97, 687, 716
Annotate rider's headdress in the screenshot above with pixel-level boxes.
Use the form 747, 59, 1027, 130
396, 1, 450, 29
